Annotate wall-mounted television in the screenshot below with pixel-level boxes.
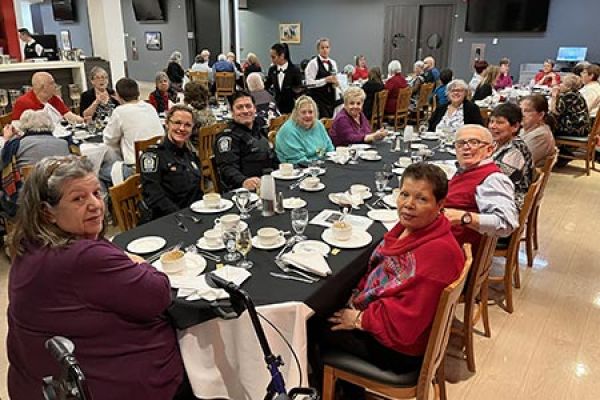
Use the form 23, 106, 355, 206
465, 0, 550, 33
52, 0, 77, 22
132, 0, 166, 22
556, 47, 588, 62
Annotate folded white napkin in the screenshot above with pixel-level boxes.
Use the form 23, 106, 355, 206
175, 266, 251, 301
281, 251, 331, 277
331, 192, 364, 208
329, 154, 350, 164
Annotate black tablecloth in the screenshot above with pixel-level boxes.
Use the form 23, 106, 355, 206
112, 137, 454, 329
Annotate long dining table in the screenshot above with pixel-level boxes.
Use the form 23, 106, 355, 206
112, 133, 455, 399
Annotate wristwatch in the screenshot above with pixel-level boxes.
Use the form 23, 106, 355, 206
461, 212, 472, 226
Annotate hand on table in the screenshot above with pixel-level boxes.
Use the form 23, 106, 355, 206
242, 177, 261, 191
126, 252, 146, 264
329, 308, 362, 331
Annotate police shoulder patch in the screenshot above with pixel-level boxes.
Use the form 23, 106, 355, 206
217, 136, 232, 153
140, 152, 158, 173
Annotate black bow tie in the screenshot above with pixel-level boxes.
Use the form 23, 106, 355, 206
278, 68, 285, 74
322, 59, 330, 65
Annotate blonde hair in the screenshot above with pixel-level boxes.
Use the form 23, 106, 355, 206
291, 95, 319, 128
343, 86, 366, 106
246, 52, 259, 65
561, 73, 583, 91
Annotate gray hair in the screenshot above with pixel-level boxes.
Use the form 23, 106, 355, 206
315, 37, 330, 51
90, 66, 108, 80
343, 86, 366, 105
169, 51, 182, 63
388, 60, 402, 75
246, 72, 264, 92
561, 73, 583, 91
155, 71, 169, 85
414, 61, 425, 70
217, 53, 227, 61
447, 79, 469, 93
10, 156, 104, 256
19, 110, 54, 133
457, 124, 493, 143
291, 95, 319, 129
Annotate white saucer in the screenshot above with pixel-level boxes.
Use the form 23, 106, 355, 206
359, 154, 382, 161
190, 199, 234, 213
292, 240, 331, 257
411, 143, 428, 150
127, 236, 167, 254
421, 133, 440, 140
349, 144, 373, 150
251, 235, 286, 250
302, 167, 326, 176
271, 170, 304, 180
392, 167, 405, 175
383, 194, 398, 208
321, 229, 373, 249
300, 182, 325, 192
196, 237, 226, 251
367, 209, 398, 222
151, 252, 207, 284
283, 197, 307, 209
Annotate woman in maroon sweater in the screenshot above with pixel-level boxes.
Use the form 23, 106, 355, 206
7, 156, 186, 399
315, 163, 464, 396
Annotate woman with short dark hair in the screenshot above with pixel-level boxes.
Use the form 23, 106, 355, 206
361, 66, 385, 120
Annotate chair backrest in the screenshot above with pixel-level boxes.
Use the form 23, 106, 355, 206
396, 87, 412, 114
268, 130, 277, 146
199, 122, 228, 192
268, 114, 289, 133
416, 83, 435, 109
417, 244, 473, 400
464, 234, 498, 313
134, 135, 163, 173
320, 118, 333, 132
109, 173, 142, 232
587, 112, 600, 149
535, 150, 558, 204
189, 70, 209, 85
209, 155, 221, 193
506, 172, 544, 253
0, 112, 12, 130
215, 72, 236, 97
370, 89, 388, 129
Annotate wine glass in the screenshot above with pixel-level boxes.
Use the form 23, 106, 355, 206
291, 208, 309, 242
315, 146, 326, 165
348, 148, 359, 164
374, 171, 387, 197
222, 228, 241, 262
308, 159, 320, 177
236, 226, 253, 269
234, 188, 251, 220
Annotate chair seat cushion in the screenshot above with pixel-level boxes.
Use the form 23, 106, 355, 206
323, 350, 421, 387
555, 135, 589, 143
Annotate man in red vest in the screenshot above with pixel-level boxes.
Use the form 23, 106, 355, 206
443, 124, 518, 253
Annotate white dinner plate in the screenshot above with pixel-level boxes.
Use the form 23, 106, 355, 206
283, 197, 307, 209
251, 235, 286, 250
321, 229, 373, 249
359, 154, 382, 161
383, 194, 398, 208
302, 167, 326, 176
190, 199, 234, 214
152, 252, 206, 286
367, 209, 399, 222
300, 182, 326, 192
196, 237, 226, 251
271, 170, 304, 180
126, 236, 167, 254
292, 240, 331, 257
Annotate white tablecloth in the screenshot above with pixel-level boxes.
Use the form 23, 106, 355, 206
178, 301, 314, 400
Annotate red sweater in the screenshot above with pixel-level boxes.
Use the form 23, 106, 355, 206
11, 90, 69, 120
352, 67, 368, 81
445, 161, 501, 254
384, 74, 408, 114
352, 216, 464, 356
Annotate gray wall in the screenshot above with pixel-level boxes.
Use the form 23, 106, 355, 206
33, 0, 93, 56
240, 0, 600, 81
193, 0, 222, 63
121, 0, 191, 82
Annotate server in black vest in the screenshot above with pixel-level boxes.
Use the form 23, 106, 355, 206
305, 38, 339, 118
18, 28, 44, 59
265, 43, 303, 114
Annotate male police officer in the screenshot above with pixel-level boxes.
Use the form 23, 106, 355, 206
214, 91, 278, 192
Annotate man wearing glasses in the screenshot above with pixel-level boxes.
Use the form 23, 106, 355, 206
443, 124, 518, 253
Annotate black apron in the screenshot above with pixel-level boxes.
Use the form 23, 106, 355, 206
309, 58, 336, 118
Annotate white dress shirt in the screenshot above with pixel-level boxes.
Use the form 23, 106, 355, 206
305, 56, 338, 88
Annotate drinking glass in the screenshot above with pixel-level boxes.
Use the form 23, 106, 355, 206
410, 151, 423, 164
374, 171, 387, 197
315, 146, 326, 165
308, 159, 320, 177
234, 188, 251, 220
382, 163, 394, 190
291, 208, 309, 241
0, 89, 8, 115
69, 84, 81, 109
348, 148, 358, 164
236, 226, 253, 269
223, 228, 240, 262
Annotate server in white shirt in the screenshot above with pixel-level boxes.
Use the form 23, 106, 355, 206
18, 28, 44, 59
305, 37, 338, 118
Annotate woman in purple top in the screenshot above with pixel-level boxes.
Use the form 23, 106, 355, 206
329, 87, 388, 146
7, 156, 186, 399
494, 57, 513, 90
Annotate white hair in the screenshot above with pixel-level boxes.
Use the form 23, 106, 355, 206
169, 51, 182, 63
414, 61, 424, 69
217, 54, 227, 61
246, 72, 264, 92
387, 60, 402, 76
19, 110, 54, 133
447, 79, 469, 93
457, 124, 493, 143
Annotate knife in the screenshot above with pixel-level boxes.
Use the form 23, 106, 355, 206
269, 272, 314, 284
174, 214, 188, 232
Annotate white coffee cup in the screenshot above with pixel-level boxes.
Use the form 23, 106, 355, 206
279, 163, 294, 176
332, 221, 353, 241
303, 177, 320, 188
336, 146, 349, 156
257, 227, 283, 246
363, 150, 379, 159
203, 229, 222, 247
350, 184, 371, 197
215, 214, 241, 230
397, 156, 411, 168
160, 249, 186, 274
203, 193, 221, 208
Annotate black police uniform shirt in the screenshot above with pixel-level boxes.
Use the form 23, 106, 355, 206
140, 137, 203, 219
213, 118, 278, 192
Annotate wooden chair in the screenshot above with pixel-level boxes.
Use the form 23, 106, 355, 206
322, 245, 473, 400
320, 118, 333, 133
525, 151, 558, 267
134, 135, 163, 173
215, 72, 236, 99
0, 112, 12, 130
452, 234, 498, 372
554, 114, 600, 175
479, 107, 491, 127
489, 175, 543, 313
268, 130, 277, 146
188, 70, 210, 86
409, 83, 435, 128
370, 89, 388, 130
198, 122, 228, 193
385, 87, 411, 131
109, 173, 142, 232
209, 155, 221, 194
268, 114, 288, 133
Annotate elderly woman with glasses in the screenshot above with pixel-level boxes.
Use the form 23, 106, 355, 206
139, 104, 203, 222
275, 95, 333, 164
428, 79, 484, 133
148, 71, 177, 115
79, 66, 119, 120
6, 155, 186, 400
329, 87, 388, 146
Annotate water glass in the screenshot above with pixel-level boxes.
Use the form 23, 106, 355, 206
291, 208, 309, 241
223, 228, 240, 262
375, 171, 387, 196
348, 148, 358, 164
315, 147, 326, 165
236, 226, 253, 269
234, 188, 251, 220
382, 163, 394, 191
309, 159, 320, 177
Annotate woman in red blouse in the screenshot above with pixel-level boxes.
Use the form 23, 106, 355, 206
352, 55, 369, 81
534, 59, 561, 87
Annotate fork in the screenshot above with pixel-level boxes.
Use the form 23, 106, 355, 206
270, 272, 314, 284
274, 258, 319, 282
178, 212, 201, 224
174, 214, 188, 232
196, 249, 222, 262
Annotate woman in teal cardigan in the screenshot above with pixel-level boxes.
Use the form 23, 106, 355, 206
275, 95, 334, 164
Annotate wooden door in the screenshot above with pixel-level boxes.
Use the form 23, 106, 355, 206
383, 5, 418, 76
417, 4, 454, 69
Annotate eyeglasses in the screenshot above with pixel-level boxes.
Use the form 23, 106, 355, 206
454, 138, 490, 148
168, 120, 193, 129
450, 89, 465, 94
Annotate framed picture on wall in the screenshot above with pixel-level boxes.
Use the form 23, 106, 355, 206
60, 30, 72, 51
279, 23, 301, 44
145, 31, 162, 51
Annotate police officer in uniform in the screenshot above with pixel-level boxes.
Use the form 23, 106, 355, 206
139, 104, 203, 221
305, 38, 339, 118
18, 28, 44, 59
214, 90, 278, 192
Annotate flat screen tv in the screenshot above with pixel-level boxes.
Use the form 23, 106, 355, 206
465, 0, 550, 33
556, 47, 588, 62
52, 0, 76, 22
132, 0, 166, 22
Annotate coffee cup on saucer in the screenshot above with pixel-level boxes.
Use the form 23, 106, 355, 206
332, 221, 353, 241
336, 146, 349, 156
215, 214, 240, 230
203, 229, 222, 247
303, 177, 320, 188
203, 193, 221, 208
350, 184, 370, 197
362, 150, 379, 160
160, 249, 186, 274
279, 163, 294, 176
397, 156, 411, 168
257, 227, 283, 246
